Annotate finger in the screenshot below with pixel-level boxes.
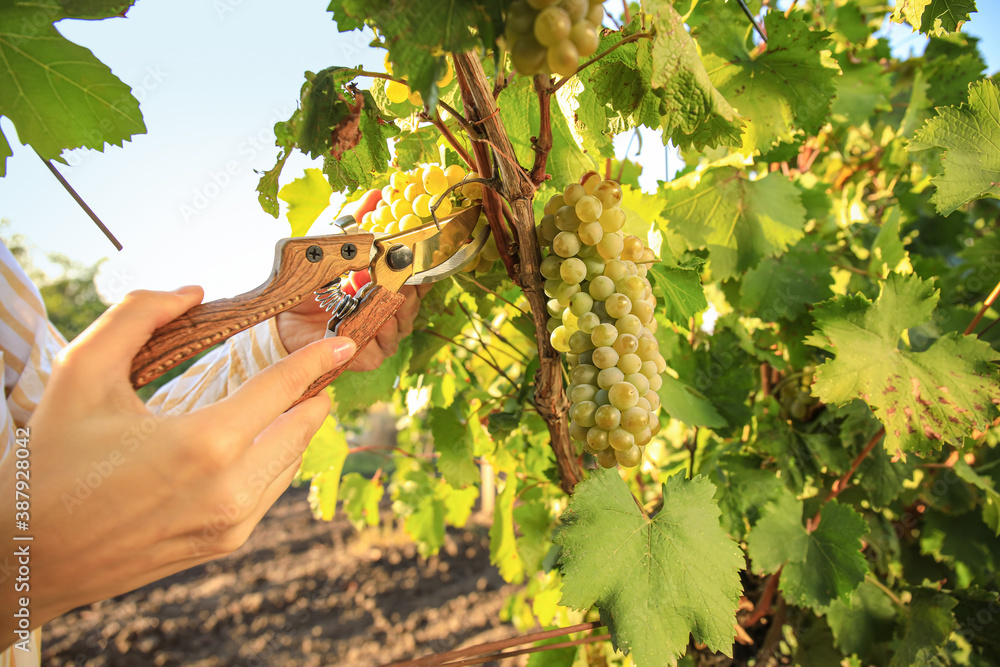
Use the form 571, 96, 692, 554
373, 315, 401, 358
203, 336, 354, 440
417, 283, 435, 299
238, 393, 330, 486
57, 286, 205, 384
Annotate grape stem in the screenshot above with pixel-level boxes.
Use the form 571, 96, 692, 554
433, 633, 611, 666
421, 112, 475, 171
550, 32, 653, 93
806, 427, 884, 532
428, 176, 501, 228
456, 273, 528, 315
964, 277, 1000, 335
417, 328, 517, 387
530, 74, 554, 187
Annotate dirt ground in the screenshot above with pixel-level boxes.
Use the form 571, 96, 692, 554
42, 485, 525, 667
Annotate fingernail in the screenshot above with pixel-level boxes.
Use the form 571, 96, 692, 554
327, 337, 357, 362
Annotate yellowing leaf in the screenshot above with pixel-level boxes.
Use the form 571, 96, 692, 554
278, 168, 333, 236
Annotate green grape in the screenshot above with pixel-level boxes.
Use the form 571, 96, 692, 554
561, 307, 578, 331
603, 259, 629, 282
575, 195, 603, 223
597, 367, 624, 390
626, 372, 649, 396
481, 234, 501, 262
637, 335, 659, 360
595, 447, 618, 468
560, 257, 587, 284
563, 182, 585, 206
591, 322, 618, 347
583, 256, 605, 281
555, 205, 582, 231
587, 427, 610, 451
581, 171, 601, 194
546, 317, 559, 333
543, 278, 560, 297
631, 299, 654, 323
595, 388, 610, 405
412, 193, 432, 217
577, 244, 597, 259
617, 275, 646, 302
648, 373, 662, 392
621, 406, 649, 433
635, 396, 651, 412
386, 79, 410, 104
609, 381, 638, 410
577, 311, 599, 334
592, 300, 608, 321
569, 421, 589, 442
598, 207, 626, 233
527, 0, 558, 9
588, 275, 615, 301
561, 0, 588, 22
569, 292, 594, 316
569, 20, 599, 56
615, 444, 642, 467
594, 404, 621, 430
649, 414, 661, 437
539, 214, 560, 244
422, 165, 448, 195
633, 428, 652, 448
578, 221, 603, 246
596, 232, 623, 260
552, 231, 582, 258
568, 330, 595, 353
403, 181, 425, 202
655, 353, 667, 374
550, 325, 571, 352
605, 293, 632, 318
639, 359, 657, 378
540, 255, 564, 280
622, 235, 644, 261
544, 194, 565, 215
617, 353, 642, 375
511, 34, 548, 74
570, 383, 597, 404
534, 6, 572, 46
623, 259, 638, 276
555, 281, 580, 305
645, 390, 660, 411
616, 314, 642, 337
571, 363, 599, 385
608, 427, 635, 451
612, 333, 638, 356
592, 346, 620, 370
391, 198, 413, 219
571, 400, 598, 428
587, 2, 604, 24
594, 180, 623, 207
578, 349, 594, 366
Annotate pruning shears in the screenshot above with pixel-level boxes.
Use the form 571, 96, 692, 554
129, 204, 486, 404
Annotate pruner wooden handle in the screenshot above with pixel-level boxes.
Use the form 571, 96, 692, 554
130, 234, 374, 389
292, 285, 407, 407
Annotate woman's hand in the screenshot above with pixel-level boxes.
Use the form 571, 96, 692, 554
12, 286, 356, 632
275, 188, 432, 371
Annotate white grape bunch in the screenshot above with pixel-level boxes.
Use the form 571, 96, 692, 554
537, 173, 664, 468
504, 0, 605, 77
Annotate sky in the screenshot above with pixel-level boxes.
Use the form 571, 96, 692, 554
1, 1, 998, 303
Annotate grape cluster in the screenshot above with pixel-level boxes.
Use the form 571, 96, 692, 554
383, 53, 454, 107
538, 173, 664, 468
505, 0, 605, 77
360, 163, 482, 235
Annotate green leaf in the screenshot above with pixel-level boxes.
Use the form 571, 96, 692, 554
393, 126, 442, 172
657, 374, 727, 429
708, 455, 786, 539
826, 582, 898, 659
0, 129, 10, 177
277, 168, 333, 237
740, 240, 833, 322
339, 472, 384, 527
909, 79, 1000, 216
555, 470, 743, 663
892, 0, 976, 36
954, 460, 1000, 535
889, 589, 956, 667
646, 0, 743, 150
661, 168, 807, 281
697, 11, 840, 154
855, 443, 916, 509
0, 4, 145, 164
300, 415, 350, 521
429, 402, 479, 488
491, 476, 524, 584
330, 339, 412, 415
807, 273, 1000, 455
256, 149, 290, 218
831, 59, 893, 127
919, 508, 1000, 587
647, 263, 708, 324
868, 208, 908, 277
747, 489, 869, 610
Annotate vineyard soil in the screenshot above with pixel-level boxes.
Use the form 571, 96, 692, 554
41, 485, 521, 667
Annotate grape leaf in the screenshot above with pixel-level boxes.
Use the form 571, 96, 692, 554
647, 263, 708, 324
555, 470, 743, 664
323, 89, 400, 194
707, 455, 786, 539
740, 240, 833, 322
300, 415, 350, 520
831, 59, 893, 126
806, 273, 1000, 455
394, 126, 443, 172
429, 402, 479, 488
892, 0, 976, 36
908, 79, 1000, 216
656, 375, 727, 429
330, 339, 412, 415
339, 472, 384, 527
747, 489, 868, 610
0, 130, 10, 177
0, 4, 145, 168
954, 460, 1000, 535
696, 11, 840, 154
661, 167, 807, 281
826, 582, 898, 660
919, 508, 1000, 587
646, 0, 743, 150
277, 168, 333, 237
491, 476, 524, 584
889, 589, 956, 667
256, 149, 291, 218
855, 443, 916, 509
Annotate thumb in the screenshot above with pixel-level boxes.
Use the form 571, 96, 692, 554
58, 286, 205, 385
